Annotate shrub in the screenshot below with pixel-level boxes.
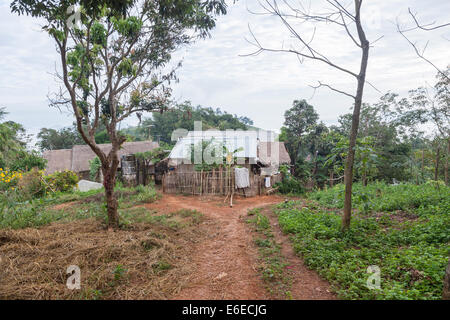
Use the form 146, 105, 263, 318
17, 168, 47, 198
275, 176, 305, 195
45, 170, 79, 192
16, 169, 79, 198
0, 168, 22, 192
89, 156, 101, 181
134, 184, 159, 203
278, 183, 450, 299
9, 151, 47, 171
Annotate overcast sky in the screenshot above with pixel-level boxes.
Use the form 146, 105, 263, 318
1, 0, 449, 145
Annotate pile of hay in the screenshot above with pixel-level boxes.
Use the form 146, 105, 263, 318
0, 215, 204, 299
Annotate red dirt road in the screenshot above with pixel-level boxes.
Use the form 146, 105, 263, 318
146, 194, 336, 300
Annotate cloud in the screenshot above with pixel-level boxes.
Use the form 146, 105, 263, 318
1, 0, 449, 143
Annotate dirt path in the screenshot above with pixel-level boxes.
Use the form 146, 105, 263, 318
145, 194, 336, 300
262, 206, 336, 299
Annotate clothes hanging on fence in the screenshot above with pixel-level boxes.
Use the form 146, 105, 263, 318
234, 167, 250, 189
265, 176, 271, 188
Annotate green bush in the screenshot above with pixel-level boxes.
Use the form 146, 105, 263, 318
17, 168, 47, 198
133, 184, 159, 203
309, 182, 450, 216
275, 177, 305, 195
45, 170, 79, 192
9, 150, 47, 172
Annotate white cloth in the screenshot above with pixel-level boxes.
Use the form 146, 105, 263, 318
265, 177, 271, 188
234, 167, 250, 189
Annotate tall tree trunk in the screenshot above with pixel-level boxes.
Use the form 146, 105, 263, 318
421, 149, 425, 182
102, 152, 120, 229
342, 5, 369, 231
434, 146, 440, 181
445, 139, 449, 185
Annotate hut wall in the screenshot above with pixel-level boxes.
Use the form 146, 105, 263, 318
162, 164, 280, 197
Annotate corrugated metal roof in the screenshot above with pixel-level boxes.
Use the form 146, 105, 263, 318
168, 131, 291, 167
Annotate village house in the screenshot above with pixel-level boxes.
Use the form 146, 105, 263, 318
42, 141, 160, 180
162, 130, 291, 196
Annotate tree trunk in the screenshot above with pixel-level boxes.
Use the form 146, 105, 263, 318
434, 146, 440, 181
102, 152, 120, 229
443, 258, 450, 300
421, 149, 425, 183
445, 139, 449, 185
342, 23, 369, 231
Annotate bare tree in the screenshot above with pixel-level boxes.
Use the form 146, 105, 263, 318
397, 7, 450, 82
397, 8, 450, 186
245, 0, 376, 230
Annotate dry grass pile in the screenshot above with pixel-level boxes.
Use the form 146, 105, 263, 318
0, 210, 205, 299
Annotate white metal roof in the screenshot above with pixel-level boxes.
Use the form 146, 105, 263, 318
169, 130, 258, 162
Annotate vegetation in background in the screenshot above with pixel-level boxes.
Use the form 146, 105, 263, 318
89, 156, 102, 181
136, 101, 253, 145
275, 183, 449, 299
0, 107, 47, 171
279, 68, 449, 191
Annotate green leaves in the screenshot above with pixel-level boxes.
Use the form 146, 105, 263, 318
90, 21, 107, 46
276, 185, 449, 299
111, 16, 143, 39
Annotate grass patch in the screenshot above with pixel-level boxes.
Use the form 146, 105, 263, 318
275, 183, 449, 300
246, 208, 292, 299
0, 184, 162, 229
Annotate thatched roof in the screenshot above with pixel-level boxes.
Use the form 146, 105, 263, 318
42, 149, 73, 175
43, 141, 159, 174
257, 142, 291, 166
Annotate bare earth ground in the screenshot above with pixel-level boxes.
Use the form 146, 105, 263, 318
0, 193, 336, 299
146, 194, 335, 300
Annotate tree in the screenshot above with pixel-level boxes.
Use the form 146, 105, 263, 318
0, 108, 27, 168
247, 0, 373, 230
397, 7, 449, 187
12, 0, 230, 228
37, 127, 84, 151
138, 101, 251, 144
407, 68, 450, 184
280, 99, 319, 169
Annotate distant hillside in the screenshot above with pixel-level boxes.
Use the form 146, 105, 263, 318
37, 102, 254, 150
125, 101, 255, 144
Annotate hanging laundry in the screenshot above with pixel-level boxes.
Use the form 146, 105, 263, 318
265, 176, 271, 188
235, 167, 250, 189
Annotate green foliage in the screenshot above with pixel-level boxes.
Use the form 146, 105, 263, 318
276, 183, 450, 299
133, 184, 160, 203
45, 170, 80, 192
89, 156, 102, 181
17, 168, 47, 198
9, 150, 47, 171
135, 146, 170, 165
0, 183, 160, 230
138, 101, 251, 144
275, 176, 305, 195
310, 182, 450, 216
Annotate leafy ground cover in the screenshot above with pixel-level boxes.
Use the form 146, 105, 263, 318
274, 182, 449, 299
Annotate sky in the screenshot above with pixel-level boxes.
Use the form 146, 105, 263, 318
1, 0, 449, 146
